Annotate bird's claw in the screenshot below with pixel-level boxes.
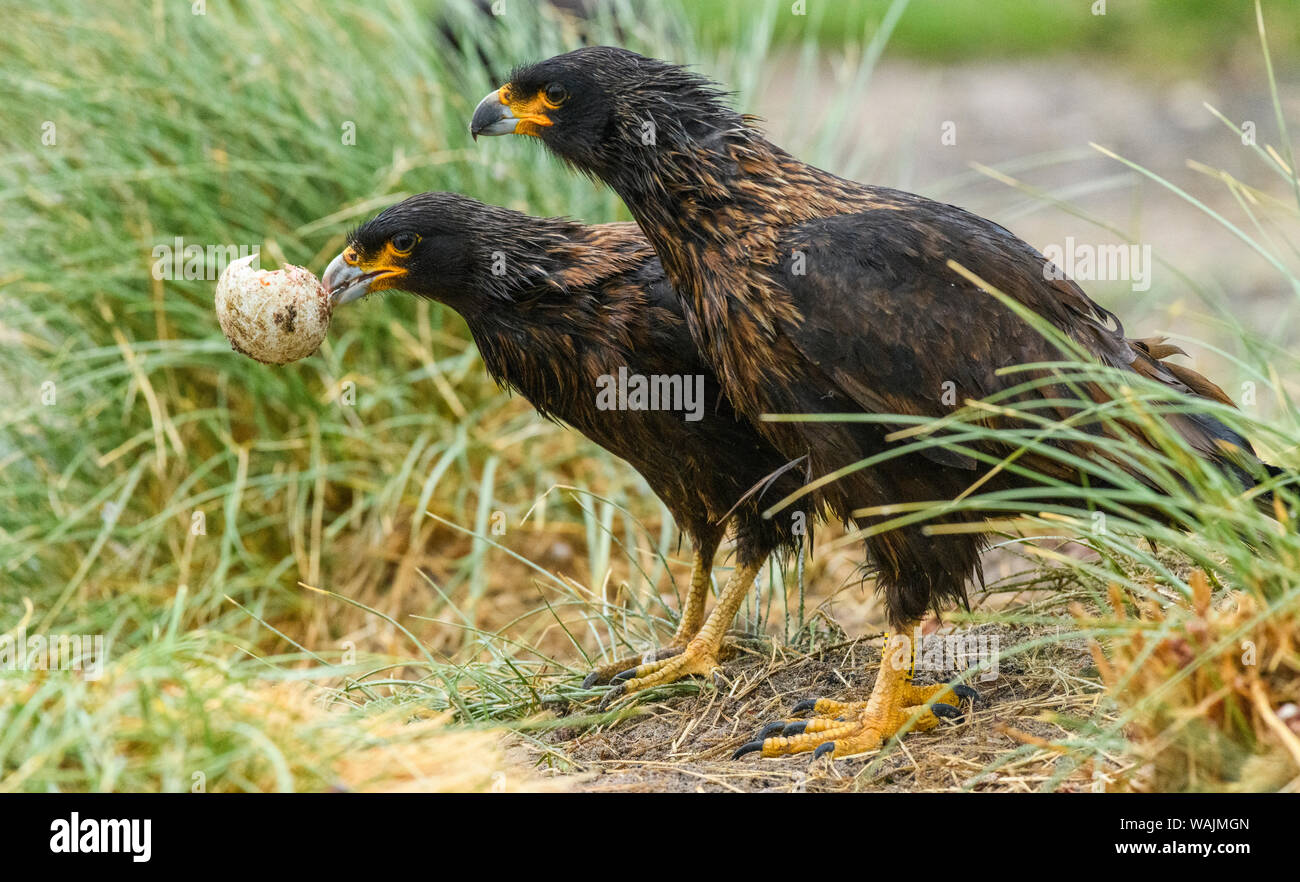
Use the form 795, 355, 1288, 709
582, 644, 689, 688
734, 681, 977, 761
931, 702, 963, 720
590, 639, 724, 709
596, 683, 627, 712
755, 719, 810, 740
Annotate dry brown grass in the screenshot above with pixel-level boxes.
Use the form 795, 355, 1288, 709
205, 681, 564, 793
1085, 571, 1300, 793
517, 616, 1116, 793
292, 505, 884, 672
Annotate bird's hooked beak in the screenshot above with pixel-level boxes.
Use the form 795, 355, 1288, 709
322, 252, 370, 307
470, 87, 552, 139
323, 249, 406, 308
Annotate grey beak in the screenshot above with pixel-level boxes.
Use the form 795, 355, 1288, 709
469, 90, 520, 139
322, 253, 373, 308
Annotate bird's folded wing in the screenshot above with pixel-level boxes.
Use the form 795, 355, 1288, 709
774, 208, 1251, 476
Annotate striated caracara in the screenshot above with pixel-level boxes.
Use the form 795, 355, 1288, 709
470, 47, 1287, 759
322, 192, 802, 697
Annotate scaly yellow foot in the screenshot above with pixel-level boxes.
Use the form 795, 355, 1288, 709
596, 559, 763, 710
583, 639, 742, 688
582, 645, 687, 688
582, 541, 720, 689
596, 637, 723, 710
735, 627, 978, 760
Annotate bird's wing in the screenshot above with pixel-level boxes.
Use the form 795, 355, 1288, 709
775, 206, 1247, 471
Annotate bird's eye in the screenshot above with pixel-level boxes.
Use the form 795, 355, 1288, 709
543, 83, 568, 107
390, 233, 418, 255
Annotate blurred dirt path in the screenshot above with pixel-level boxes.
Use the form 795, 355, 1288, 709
756, 56, 1300, 358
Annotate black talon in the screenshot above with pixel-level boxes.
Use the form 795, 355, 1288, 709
610, 667, 638, 686
782, 721, 808, 737
757, 721, 787, 740
733, 740, 765, 759
813, 742, 836, 760
932, 702, 963, 720
596, 684, 626, 712
792, 699, 819, 715
581, 671, 602, 689
953, 684, 979, 702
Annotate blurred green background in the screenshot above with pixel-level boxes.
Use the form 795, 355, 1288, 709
693, 0, 1296, 69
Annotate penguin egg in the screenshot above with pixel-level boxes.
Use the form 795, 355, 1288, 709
214, 255, 331, 365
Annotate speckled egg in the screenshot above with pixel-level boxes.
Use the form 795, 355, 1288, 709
214, 255, 331, 365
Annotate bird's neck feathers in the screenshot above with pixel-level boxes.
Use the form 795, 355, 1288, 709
461, 214, 585, 306
595, 106, 891, 409
461, 223, 652, 416
455, 216, 637, 312
603, 114, 871, 286
596, 115, 859, 383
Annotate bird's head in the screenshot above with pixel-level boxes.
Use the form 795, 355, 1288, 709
323, 193, 488, 309
469, 47, 741, 178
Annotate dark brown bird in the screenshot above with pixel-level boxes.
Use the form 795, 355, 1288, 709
470, 48, 1284, 759
322, 192, 801, 698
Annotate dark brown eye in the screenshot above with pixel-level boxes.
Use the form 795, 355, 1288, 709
544, 83, 568, 107
391, 233, 417, 254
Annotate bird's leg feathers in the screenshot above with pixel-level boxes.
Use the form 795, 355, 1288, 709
735, 625, 977, 760
582, 540, 719, 688
595, 558, 763, 709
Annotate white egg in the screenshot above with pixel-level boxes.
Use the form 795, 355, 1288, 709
214, 255, 331, 365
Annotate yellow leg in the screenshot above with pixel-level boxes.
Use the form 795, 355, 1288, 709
596, 558, 763, 709
583, 542, 715, 688
735, 623, 977, 759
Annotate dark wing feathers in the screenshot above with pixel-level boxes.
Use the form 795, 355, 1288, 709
775, 205, 1253, 475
